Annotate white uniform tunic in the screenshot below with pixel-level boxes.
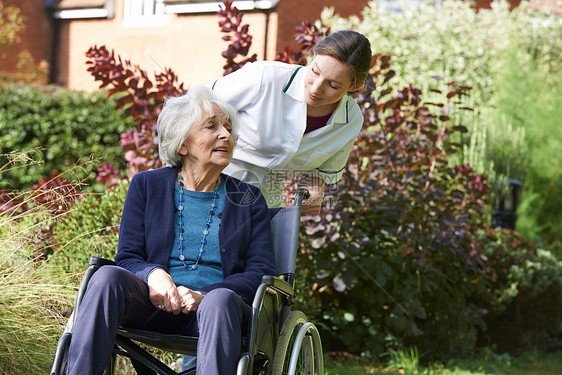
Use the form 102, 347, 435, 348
212, 61, 364, 207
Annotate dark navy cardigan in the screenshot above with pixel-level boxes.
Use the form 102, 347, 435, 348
114, 166, 275, 306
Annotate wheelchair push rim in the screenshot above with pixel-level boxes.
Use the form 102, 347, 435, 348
271, 311, 324, 375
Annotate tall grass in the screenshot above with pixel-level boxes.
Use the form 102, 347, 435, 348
0, 153, 181, 373
0, 156, 75, 374
0, 216, 75, 373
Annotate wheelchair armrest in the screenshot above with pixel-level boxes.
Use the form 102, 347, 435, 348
89, 256, 116, 267
260, 275, 294, 298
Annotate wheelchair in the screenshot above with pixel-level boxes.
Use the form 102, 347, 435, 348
51, 188, 324, 375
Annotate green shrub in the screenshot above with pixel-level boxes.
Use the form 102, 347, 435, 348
487, 47, 562, 252
296, 56, 491, 360
321, 0, 562, 251
0, 83, 135, 191
50, 181, 129, 278
293, 43, 562, 360
323, 0, 561, 102
458, 30, 562, 253
475, 229, 562, 354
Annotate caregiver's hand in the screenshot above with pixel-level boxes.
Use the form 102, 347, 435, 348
301, 177, 326, 216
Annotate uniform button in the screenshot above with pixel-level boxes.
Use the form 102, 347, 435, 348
221, 248, 226, 253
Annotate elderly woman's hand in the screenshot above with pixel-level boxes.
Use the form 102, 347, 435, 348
147, 268, 183, 315
177, 286, 205, 314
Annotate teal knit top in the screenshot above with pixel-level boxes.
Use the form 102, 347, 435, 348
168, 179, 226, 290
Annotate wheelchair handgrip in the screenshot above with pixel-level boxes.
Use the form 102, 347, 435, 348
261, 275, 294, 297
89, 256, 116, 267
293, 188, 310, 207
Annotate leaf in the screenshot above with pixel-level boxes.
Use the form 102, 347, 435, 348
452, 125, 468, 133
344, 312, 355, 322
425, 102, 444, 108
382, 70, 396, 85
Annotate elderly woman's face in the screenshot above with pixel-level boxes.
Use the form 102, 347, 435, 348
179, 105, 234, 170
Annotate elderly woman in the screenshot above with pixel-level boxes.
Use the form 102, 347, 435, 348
65, 86, 275, 375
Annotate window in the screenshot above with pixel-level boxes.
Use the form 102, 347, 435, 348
123, 0, 169, 26
52, 0, 113, 19
164, 1, 280, 14
378, 0, 443, 13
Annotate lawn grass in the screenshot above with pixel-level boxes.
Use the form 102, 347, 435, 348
324, 349, 562, 375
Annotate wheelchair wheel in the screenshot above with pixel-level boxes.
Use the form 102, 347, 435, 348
271, 311, 323, 375
237, 353, 250, 374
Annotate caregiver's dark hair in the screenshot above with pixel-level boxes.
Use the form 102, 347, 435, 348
312, 30, 372, 91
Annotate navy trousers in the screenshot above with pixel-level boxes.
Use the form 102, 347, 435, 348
66, 265, 250, 375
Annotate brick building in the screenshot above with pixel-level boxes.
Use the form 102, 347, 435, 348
1, 0, 557, 92
0, 0, 369, 91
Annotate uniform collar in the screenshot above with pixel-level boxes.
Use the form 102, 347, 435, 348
283, 65, 305, 101
333, 94, 351, 124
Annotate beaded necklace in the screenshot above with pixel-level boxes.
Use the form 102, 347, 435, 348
177, 170, 219, 271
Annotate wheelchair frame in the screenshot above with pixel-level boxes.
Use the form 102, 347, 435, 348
51, 188, 324, 375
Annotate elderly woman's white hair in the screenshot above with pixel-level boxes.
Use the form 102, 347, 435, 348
157, 85, 239, 167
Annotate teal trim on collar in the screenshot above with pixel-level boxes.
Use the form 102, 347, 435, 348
283, 66, 303, 93
211, 80, 218, 90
